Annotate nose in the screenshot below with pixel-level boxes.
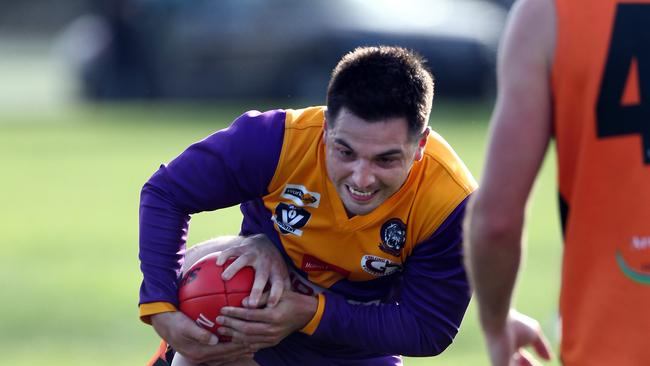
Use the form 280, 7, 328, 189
350, 160, 376, 189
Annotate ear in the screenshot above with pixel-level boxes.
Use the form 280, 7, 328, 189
413, 128, 430, 161
322, 117, 329, 143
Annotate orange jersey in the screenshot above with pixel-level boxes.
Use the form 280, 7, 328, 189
552, 1, 650, 364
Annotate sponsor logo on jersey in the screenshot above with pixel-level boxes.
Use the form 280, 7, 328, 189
378, 218, 407, 257
361, 255, 402, 277
282, 184, 321, 208
272, 202, 311, 236
301, 254, 351, 277
616, 235, 650, 285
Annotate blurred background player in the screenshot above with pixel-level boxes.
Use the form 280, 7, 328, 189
465, 0, 650, 365
139, 46, 477, 365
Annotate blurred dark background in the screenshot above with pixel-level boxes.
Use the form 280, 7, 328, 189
0, 0, 515, 104
3, 4, 571, 366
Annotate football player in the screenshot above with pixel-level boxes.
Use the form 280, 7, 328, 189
465, 0, 650, 365
140, 46, 477, 365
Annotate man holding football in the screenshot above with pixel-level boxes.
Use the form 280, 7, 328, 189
139, 46, 476, 365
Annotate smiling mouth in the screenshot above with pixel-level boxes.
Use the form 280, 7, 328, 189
346, 185, 378, 202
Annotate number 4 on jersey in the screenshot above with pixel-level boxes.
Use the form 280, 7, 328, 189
597, 4, 650, 165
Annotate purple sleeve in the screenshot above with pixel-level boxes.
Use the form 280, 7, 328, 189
310, 197, 471, 356
138, 110, 285, 306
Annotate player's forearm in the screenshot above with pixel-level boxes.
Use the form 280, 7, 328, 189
465, 198, 524, 335
139, 111, 285, 307
139, 175, 191, 306
309, 292, 461, 356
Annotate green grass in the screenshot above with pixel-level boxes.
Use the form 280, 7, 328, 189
0, 101, 562, 365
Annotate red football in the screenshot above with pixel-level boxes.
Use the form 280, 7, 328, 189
178, 253, 254, 341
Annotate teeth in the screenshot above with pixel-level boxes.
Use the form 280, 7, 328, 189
348, 186, 373, 196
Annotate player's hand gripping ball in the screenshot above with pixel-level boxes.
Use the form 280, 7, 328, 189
178, 253, 254, 342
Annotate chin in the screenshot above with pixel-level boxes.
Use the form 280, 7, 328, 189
345, 202, 377, 216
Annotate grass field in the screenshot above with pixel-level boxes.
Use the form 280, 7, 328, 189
0, 101, 563, 365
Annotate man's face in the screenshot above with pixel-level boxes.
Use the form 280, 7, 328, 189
324, 108, 428, 217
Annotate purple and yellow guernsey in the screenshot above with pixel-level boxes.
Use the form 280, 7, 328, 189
139, 107, 477, 364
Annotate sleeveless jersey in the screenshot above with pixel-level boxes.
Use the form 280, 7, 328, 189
552, 1, 650, 364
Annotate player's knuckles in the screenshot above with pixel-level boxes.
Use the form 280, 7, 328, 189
217, 249, 236, 264
240, 251, 256, 262
250, 285, 265, 297
238, 311, 256, 322
218, 315, 236, 327
239, 322, 260, 334
193, 330, 215, 344
217, 325, 234, 337
267, 311, 283, 323
230, 334, 251, 347
233, 317, 256, 330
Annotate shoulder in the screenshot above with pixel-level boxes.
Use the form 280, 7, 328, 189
501, 0, 556, 67
421, 129, 477, 195
230, 109, 287, 132
225, 107, 323, 154
284, 106, 326, 130
265, 106, 326, 192
277, 106, 326, 159
405, 130, 476, 244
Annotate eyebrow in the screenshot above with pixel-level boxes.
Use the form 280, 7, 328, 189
333, 138, 404, 157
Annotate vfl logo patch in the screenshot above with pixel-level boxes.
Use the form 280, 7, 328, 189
282, 184, 321, 208
272, 202, 311, 236
378, 218, 407, 257
361, 255, 402, 277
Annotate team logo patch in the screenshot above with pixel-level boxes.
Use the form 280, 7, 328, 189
361, 255, 402, 277
301, 254, 351, 277
282, 184, 321, 208
272, 202, 311, 236
378, 218, 407, 257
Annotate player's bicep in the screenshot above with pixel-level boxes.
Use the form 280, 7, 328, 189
479, 0, 555, 214
148, 110, 285, 213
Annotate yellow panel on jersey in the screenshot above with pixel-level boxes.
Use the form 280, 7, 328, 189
263, 106, 477, 291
